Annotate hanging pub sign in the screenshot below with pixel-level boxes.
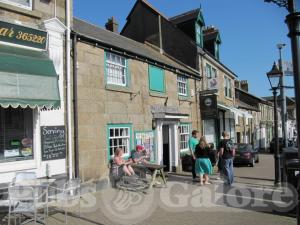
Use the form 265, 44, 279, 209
200, 94, 218, 119
41, 126, 66, 161
0, 20, 47, 50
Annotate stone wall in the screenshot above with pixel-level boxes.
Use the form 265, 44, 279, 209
0, 0, 70, 27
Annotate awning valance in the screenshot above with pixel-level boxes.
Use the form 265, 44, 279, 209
0, 45, 60, 109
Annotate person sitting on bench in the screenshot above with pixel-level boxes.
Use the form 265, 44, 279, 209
131, 145, 149, 164
113, 148, 135, 176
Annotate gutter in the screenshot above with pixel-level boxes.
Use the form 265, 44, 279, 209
66, 0, 73, 179
73, 34, 79, 178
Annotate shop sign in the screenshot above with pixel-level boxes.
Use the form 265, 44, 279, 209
199, 89, 218, 96
208, 78, 218, 90
41, 126, 66, 161
0, 20, 47, 50
135, 131, 156, 162
150, 105, 179, 114
200, 94, 218, 119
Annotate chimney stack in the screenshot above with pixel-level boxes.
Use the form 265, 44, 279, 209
240, 80, 249, 92
105, 17, 119, 33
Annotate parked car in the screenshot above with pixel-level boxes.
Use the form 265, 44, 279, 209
269, 138, 285, 154
233, 144, 259, 167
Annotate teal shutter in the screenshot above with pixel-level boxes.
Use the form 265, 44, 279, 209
149, 65, 165, 93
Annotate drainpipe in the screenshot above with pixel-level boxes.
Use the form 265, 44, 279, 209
66, 0, 73, 179
73, 34, 79, 178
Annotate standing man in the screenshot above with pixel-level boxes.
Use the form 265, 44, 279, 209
219, 131, 235, 186
189, 130, 199, 181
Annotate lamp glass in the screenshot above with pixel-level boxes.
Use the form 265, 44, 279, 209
267, 73, 281, 89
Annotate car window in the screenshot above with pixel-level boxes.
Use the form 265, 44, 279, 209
237, 144, 249, 152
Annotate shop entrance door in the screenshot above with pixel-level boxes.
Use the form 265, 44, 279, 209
162, 125, 170, 171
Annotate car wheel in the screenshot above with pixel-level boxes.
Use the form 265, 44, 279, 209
250, 158, 255, 167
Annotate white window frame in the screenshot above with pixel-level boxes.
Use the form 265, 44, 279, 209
206, 64, 212, 78
224, 76, 232, 98
0, 0, 32, 10
109, 126, 130, 158
179, 124, 190, 152
211, 67, 217, 78
177, 75, 188, 96
106, 52, 127, 87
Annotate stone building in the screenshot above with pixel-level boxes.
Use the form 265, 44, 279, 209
121, 1, 242, 147
235, 80, 276, 150
71, 17, 201, 181
0, 0, 70, 183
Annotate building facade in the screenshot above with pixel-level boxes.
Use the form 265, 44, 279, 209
0, 0, 69, 183
72, 18, 201, 181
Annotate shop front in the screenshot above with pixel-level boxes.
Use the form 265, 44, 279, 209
0, 19, 66, 184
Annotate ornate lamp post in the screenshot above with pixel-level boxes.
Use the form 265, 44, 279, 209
266, 62, 282, 186
264, 0, 300, 222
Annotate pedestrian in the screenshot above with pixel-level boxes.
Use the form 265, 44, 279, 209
189, 130, 199, 181
219, 131, 236, 186
194, 136, 213, 186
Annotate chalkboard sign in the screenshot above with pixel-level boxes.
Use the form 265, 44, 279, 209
41, 126, 66, 161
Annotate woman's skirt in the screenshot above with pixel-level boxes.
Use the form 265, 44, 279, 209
195, 158, 213, 175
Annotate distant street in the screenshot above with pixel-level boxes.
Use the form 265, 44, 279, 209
34, 153, 296, 225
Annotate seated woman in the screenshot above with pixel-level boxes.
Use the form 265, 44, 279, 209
113, 148, 135, 176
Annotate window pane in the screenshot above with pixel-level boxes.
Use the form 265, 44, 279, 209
0, 107, 34, 163
106, 52, 127, 86
1, 0, 31, 8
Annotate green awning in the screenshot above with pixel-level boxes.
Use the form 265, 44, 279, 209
0, 45, 60, 109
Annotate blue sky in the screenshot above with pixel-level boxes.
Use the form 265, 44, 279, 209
74, 0, 294, 97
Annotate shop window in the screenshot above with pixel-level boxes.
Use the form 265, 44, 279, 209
108, 124, 132, 159
0, 107, 33, 163
0, 0, 32, 9
105, 52, 128, 87
179, 124, 190, 152
177, 75, 188, 96
148, 65, 165, 93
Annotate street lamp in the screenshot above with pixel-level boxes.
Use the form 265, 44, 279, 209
263, 0, 300, 222
266, 62, 282, 186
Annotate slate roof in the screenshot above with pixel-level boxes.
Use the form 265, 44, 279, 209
73, 17, 199, 77
236, 99, 260, 112
169, 9, 200, 25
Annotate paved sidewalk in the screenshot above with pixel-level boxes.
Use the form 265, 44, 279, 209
2, 154, 297, 225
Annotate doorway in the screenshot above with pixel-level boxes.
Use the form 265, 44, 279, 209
237, 132, 241, 143
162, 125, 170, 171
